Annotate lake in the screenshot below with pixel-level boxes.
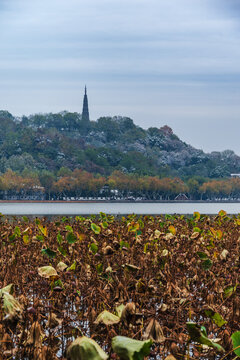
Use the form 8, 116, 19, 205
0, 201, 240, 215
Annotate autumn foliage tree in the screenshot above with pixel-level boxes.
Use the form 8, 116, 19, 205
1, 168, 240, 200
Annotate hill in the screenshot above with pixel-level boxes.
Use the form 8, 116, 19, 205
0, 110, 239, 179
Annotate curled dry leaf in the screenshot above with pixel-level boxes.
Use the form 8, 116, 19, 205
103, 245, 114, 255
143, 318, 165, 343
26, 321, 43, 348
159, 303, 168, 312
191, 232, 200, 239
122, 264, 140, 271
161, 249, 169, 257
220, 249, 229, 260
2, 333, 12, 351
47, 313, 62, 328
105, 266, 113, 273
121, 302, 136, 324
164, 233, 174, 241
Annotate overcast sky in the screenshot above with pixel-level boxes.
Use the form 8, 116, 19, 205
0, 0, 240, 154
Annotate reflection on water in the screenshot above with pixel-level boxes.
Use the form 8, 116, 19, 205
0, 202, 240, 215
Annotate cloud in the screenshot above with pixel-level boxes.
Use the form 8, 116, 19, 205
0, 0, 240, 154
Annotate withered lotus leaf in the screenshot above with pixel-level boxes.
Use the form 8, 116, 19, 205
0, 212, 239, 358
56, 261, 68, 272
38, 266, 58, 279
0, 291, 23, 320
111, 336, 152, 360
164, 233, 174, 241
94, 310, 120, 326
116, 304, 125, 318
154, 229, 161, 238
67, 336, 108, 360
0, 284, 14, 296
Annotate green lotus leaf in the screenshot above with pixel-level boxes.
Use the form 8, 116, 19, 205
231, 331, 240, 357
197, 252, 208, 260
91, 223, 101, 234
204, 308, 227, 327
67, 261, 76, 271
41, 248, 57, 258
90, 243, 98, 254
67, 336, 108, 360
112, 336, 152, 360
66, 232, 77, 244
201, 259, 212, 270
187, 322, 225, 353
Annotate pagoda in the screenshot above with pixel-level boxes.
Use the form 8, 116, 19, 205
82, 86, 90, 123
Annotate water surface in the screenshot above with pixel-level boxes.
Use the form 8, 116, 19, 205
0, 202, 240, 215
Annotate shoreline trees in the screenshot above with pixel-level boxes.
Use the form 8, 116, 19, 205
1, 168, 240, 201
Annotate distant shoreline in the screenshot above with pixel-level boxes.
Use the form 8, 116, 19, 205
1, 200, 240, 204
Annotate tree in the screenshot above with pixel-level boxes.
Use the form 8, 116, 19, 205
39, 171, 55, 199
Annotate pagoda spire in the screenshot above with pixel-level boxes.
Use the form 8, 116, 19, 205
82, 85, 90, 123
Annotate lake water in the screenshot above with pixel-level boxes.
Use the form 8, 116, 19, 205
0, 201, 240, 215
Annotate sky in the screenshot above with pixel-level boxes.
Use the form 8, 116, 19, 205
0, 0, 240, 154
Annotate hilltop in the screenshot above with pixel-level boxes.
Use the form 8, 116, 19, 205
0, 110, 239, 179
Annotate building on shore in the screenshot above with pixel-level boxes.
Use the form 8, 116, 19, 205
174, 193, 189, 201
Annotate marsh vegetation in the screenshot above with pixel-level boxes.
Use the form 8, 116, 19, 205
0, 211, 239, 359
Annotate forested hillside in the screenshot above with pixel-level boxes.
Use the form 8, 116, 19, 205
0, 110, 240, 200
1, 110, 239, 177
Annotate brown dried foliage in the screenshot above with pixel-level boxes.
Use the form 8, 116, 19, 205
0, 212, 239, 359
